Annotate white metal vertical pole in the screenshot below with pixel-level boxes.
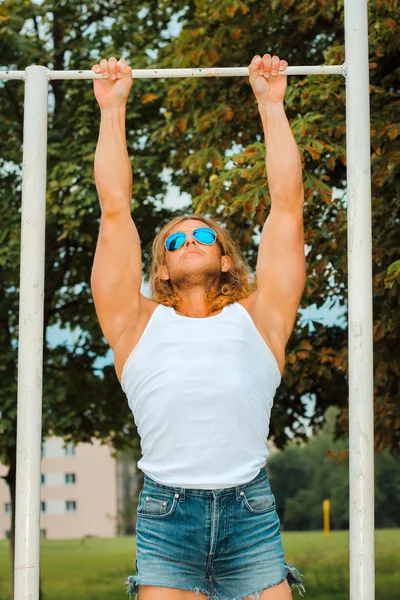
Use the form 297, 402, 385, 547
14, 66, 48, 600
344, 1, 375, 599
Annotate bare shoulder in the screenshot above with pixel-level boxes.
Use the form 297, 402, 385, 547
238, 293, 285, 376
114, 295, 160, 383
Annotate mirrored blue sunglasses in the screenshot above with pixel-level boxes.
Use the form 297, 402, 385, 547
164, 227, 218, 252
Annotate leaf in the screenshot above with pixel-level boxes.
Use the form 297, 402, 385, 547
384, 259, 400, 289
226, 5, 238, 17
141, 93, 158, 104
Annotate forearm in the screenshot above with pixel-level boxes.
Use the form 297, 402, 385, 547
258, 102, 303, 209
94, 107, 132, 216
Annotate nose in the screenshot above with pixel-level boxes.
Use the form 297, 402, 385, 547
185, 232, 197, 246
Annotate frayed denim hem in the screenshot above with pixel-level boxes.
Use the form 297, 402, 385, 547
125, 561, 305, 599
285, 562, 306, 597
125, 576, 138, 598
219, 563, 305, 600
125, 576, 207, 599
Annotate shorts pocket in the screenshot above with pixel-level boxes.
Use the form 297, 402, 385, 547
137, 488, 179, 520
241, 482, 276, 515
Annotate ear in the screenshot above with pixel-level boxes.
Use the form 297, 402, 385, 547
221, 255, 232, 273
160, 265, 170, 281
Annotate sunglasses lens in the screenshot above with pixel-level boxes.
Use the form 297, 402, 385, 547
193, 228, 217, 245
165, 232, 186, 252
165, 227, 216, 251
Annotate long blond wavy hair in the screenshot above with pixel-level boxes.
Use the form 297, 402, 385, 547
148, 214, 256, 311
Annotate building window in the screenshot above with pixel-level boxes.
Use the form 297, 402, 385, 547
4, 503, 11, 515
65, 473, 76, 485
66, 501, 77, 513
40, 529, 47, 539
41, 474, 45, 485
5, 530, 10, 539
41, 442, 45, 458
64, 443, 75, 457
41, 502, 46, 513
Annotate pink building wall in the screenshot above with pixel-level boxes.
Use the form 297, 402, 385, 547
0, 438, 117, 539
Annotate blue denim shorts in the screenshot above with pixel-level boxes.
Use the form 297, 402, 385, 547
126, 467, 304, 599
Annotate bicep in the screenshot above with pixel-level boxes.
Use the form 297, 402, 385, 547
255, 204, 306, 344
91, 210, 143, 349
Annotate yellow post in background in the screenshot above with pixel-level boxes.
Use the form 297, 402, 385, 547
323, 499, 330, 537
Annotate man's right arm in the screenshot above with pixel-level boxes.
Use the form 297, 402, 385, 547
90, 57, 144, 350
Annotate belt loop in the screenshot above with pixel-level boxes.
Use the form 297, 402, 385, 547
235, 483, 243, 501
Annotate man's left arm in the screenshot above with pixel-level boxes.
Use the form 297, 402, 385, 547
250, 54, 306, 348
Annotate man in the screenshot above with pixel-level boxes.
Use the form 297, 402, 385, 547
91, 54, 305, 600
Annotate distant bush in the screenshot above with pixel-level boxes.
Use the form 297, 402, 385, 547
267, 407, 400, 530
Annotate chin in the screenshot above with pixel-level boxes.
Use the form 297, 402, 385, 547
173, 266, 220, 287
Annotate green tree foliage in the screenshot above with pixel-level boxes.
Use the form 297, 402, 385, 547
0, 0, 177, 580
147, 0, 399, 449
0, 0, 398, 553
267, 407, 400, 530
0, 0, 184, 468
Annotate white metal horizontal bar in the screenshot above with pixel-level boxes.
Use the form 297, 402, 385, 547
0, 64, 345, 81
50, 65, 345, 79
0, 71, 25, 80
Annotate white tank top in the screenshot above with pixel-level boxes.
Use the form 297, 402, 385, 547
121, 302, 281, 489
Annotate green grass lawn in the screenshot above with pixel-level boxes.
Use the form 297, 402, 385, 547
0, 529, 398, 599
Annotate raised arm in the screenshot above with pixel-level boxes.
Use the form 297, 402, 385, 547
249, 54, 306, 352
90, 57, 145, 350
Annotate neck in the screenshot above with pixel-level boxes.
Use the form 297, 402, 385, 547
174, 286, 216, 317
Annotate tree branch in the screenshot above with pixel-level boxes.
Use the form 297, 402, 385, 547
32, 15, 41, 42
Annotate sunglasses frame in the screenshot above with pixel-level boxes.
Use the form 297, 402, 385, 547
164, 227, 218, 252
